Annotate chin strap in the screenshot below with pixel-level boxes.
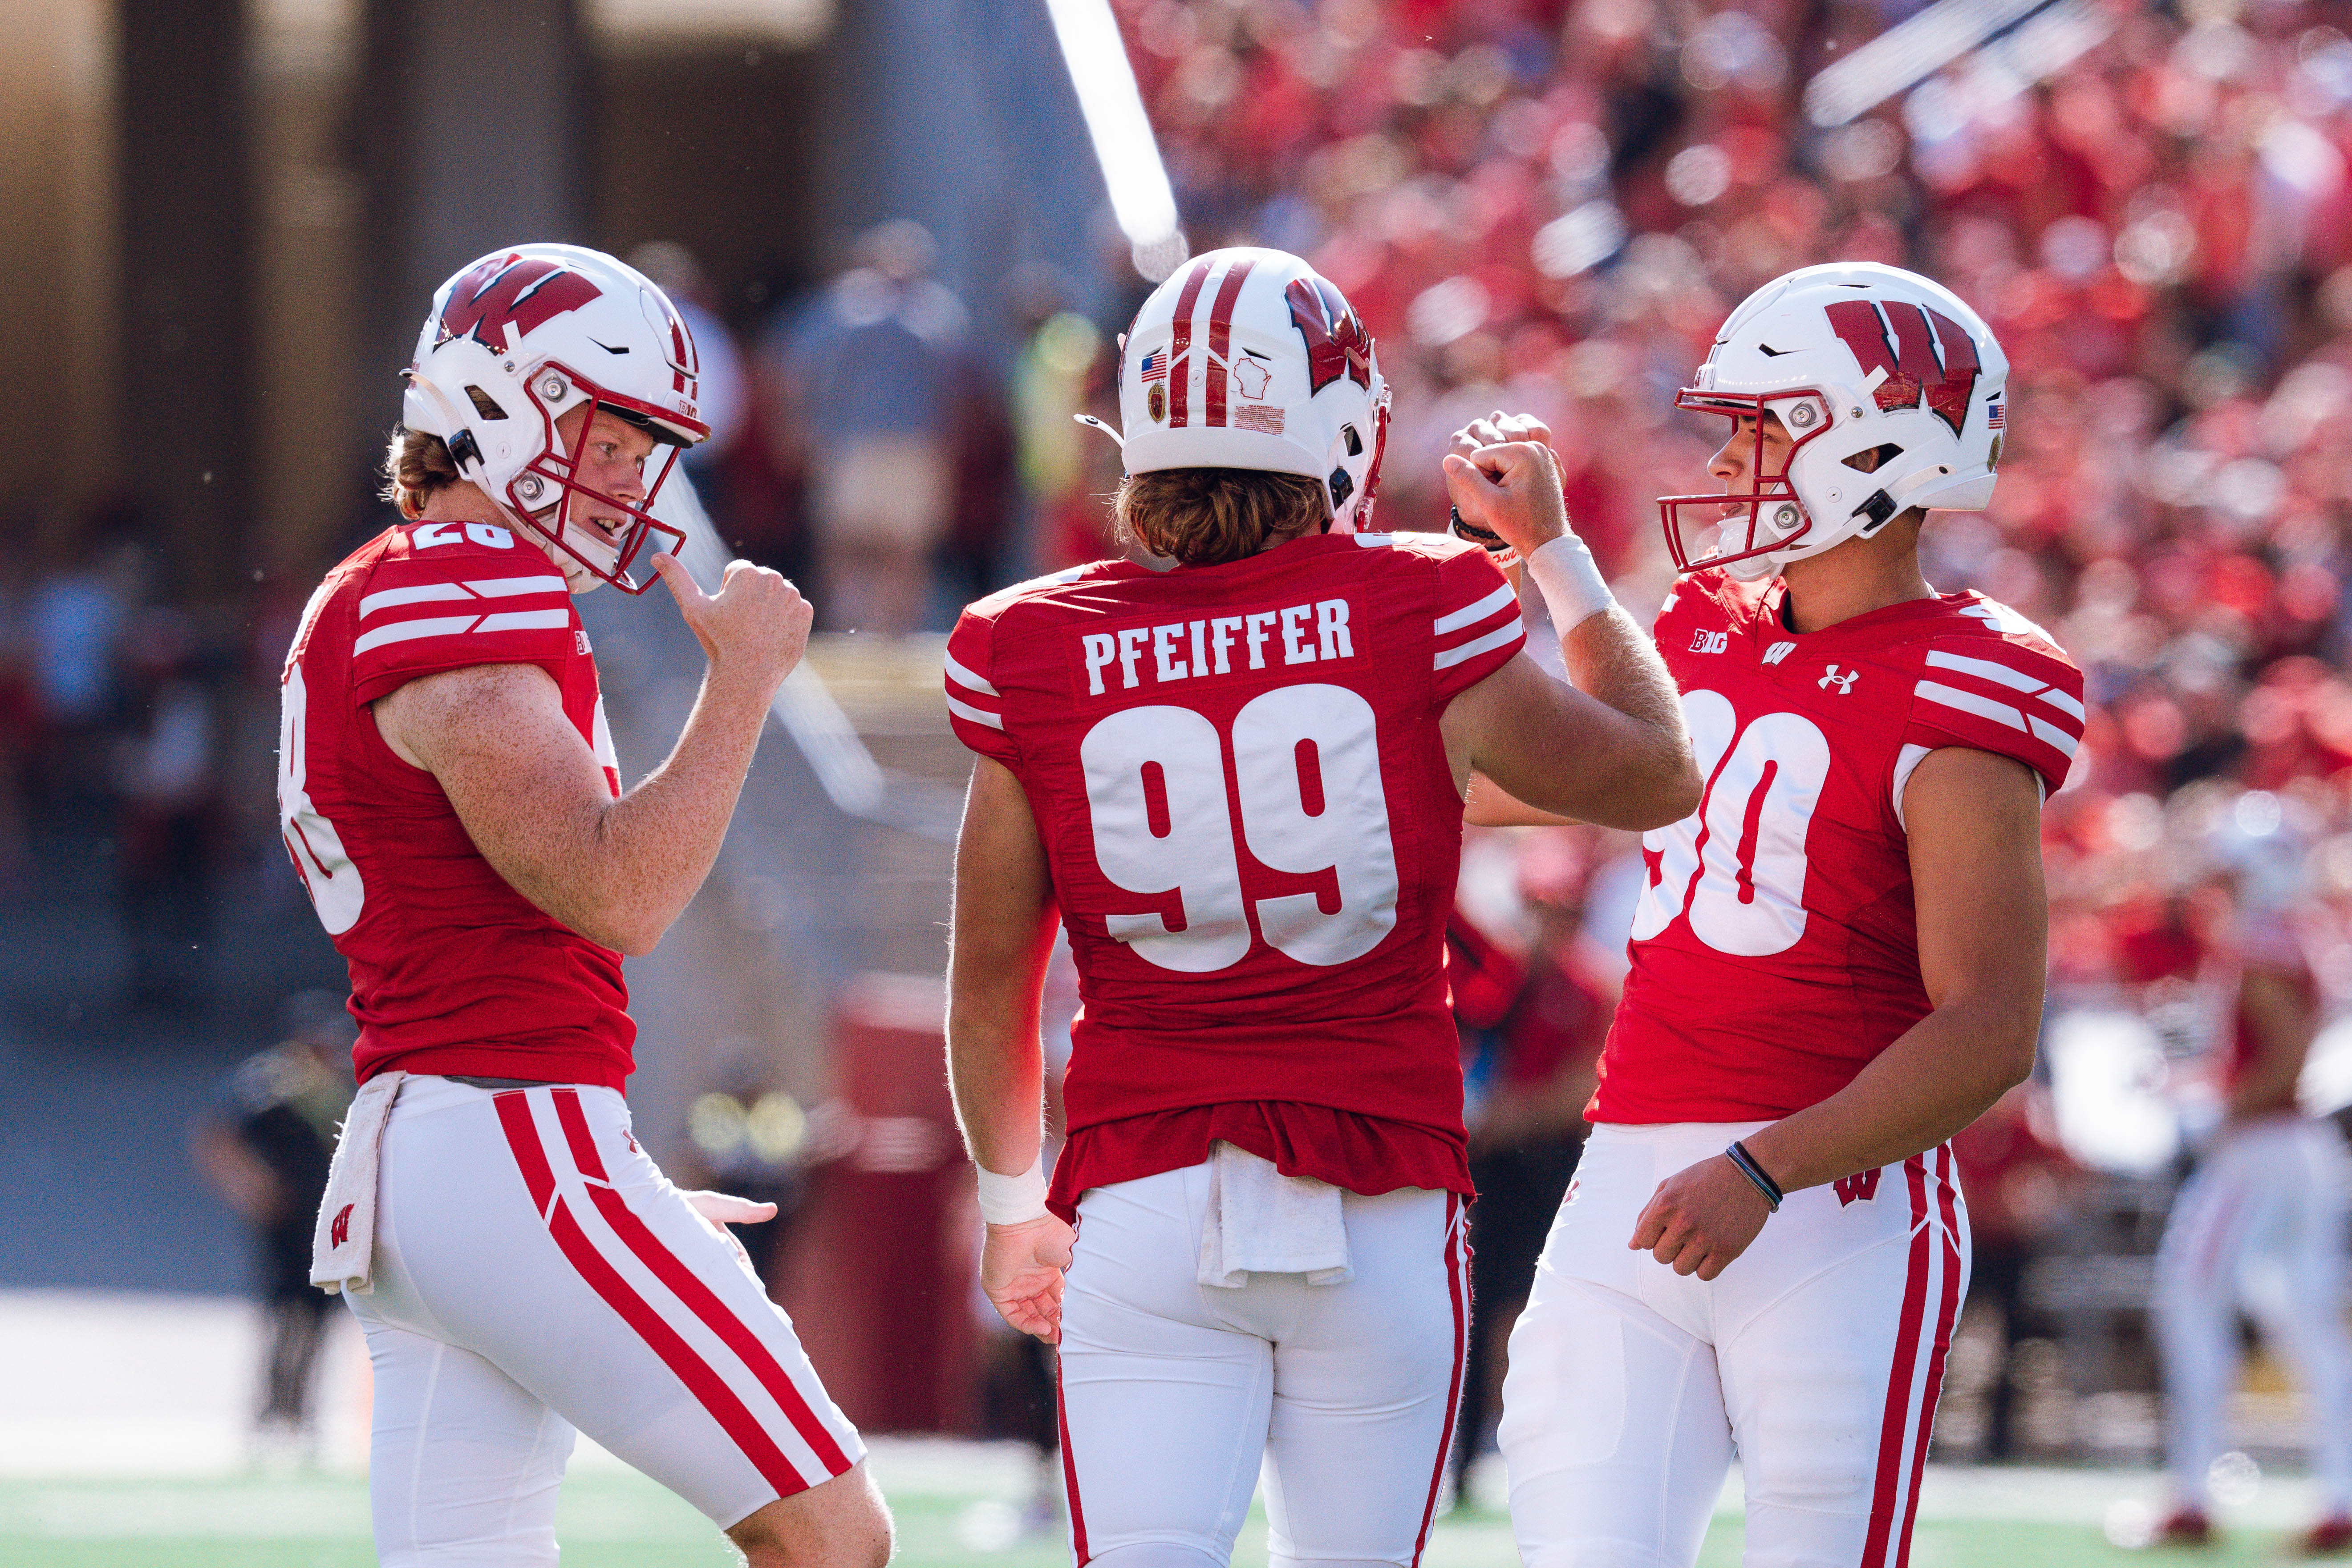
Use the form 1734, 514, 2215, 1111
1073, 413, 1125, 448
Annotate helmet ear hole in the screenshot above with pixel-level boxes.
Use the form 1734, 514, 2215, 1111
1842, 443, 1903, 474
1340, 424, 1363, 457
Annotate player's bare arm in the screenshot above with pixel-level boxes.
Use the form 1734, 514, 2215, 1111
1437, 422, 1698, 830
1631, 744, 2046, 1279
373, 406, 811, 954
946, 754, 1074, 1343
2227, 966, 2317, 1126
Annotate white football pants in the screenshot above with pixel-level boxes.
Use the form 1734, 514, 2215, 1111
346, 1076, 863, 1566
1500, 1121, 1969, 1568
2153, 1115, 2352, 1513
1057, 1163, 1468, 1568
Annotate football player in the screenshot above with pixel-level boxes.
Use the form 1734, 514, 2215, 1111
1483, 263, 2086, 1568
2145, 800, 2352, 1552
941, 247, 1699, 1568
278, 245, 888, 1567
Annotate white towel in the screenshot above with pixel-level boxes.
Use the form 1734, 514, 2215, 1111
309, 1071, 407, 1296
1196, 1141, 1352, 1288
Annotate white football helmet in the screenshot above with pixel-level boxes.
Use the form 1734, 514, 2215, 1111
401, 244, 710, 592
1661, 262, 2009, 580
1107, 247, 1391, 532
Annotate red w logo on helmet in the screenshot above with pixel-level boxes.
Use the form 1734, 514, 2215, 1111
1286, 276, 1373, 395
1823, 299, 1981, 438
437, 255, 602, 352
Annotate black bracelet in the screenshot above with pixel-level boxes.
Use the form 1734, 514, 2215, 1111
1724, 1140, 1783, 1212
1449, 505, 1512, 552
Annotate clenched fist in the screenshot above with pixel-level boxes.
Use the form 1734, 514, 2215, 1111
652, 553, 813, 696
1442, 408, 1575, 562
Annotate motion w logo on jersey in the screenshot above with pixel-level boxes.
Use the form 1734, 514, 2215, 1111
1076, 599, 1356, 697
1834, 1169, 1882, 1207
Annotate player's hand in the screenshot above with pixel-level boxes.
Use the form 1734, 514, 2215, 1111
652, 553, 813, 693
1448, 409, 1562, 472
1443, 416, 1571, 562
683, 1190, 779, 1226
981, 1212, 1075, 1344
1628, 1155, 1773, 1280
683, 1189, 776, 1274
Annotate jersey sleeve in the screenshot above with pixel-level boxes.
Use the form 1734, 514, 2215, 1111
945, 602, 1018, 764
348, 542, 575, 706
1901, 632, 2085, 799
1427, 543, 1526, 701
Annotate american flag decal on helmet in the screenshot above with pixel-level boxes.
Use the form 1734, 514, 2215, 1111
1985, 398, 2005, 429
1138, 349, 1167, 382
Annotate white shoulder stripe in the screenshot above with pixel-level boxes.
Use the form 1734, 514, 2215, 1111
1432, 617, 1524, 671
1922, 648, 2084, 722
1914, 680, 2026, 735
2028, 715, 2080, 760
945, 694, 1004, 730
359, 582, 468, 617
1435, 582, 1517, 636
465, 574, 568, 599
353, 616, 478, 656
1353, 533, 1395, 548
474, 608, 571, 635
358, 574, 565, 619
943, 651, 998, 697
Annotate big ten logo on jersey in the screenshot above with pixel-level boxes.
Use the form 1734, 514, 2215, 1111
1630, 689, 1830, 958
1689, 628, 1729, 655
410, 520, 515, 551
1076, 599, 1354, 697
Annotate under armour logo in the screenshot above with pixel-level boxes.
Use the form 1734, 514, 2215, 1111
1762, 640, 1796, 665
1690, 629, 1729, 654
1834, 1170, 1882, 1207
329, 1203, 354, 1248
1819, 664, 1860, 694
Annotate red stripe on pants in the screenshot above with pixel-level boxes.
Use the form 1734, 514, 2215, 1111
1894, 1150, 1966, 1568
1056, 1354, 1091, 1566
1411, 1193, 1469, 1566
1861, 1156, 1931, 1568
1203, 256, 1257, 428
495, 1091, 556, 1211
549, 1089, 852, 1477
495, 1094, 821, 1497
1166, 258, 1213, 428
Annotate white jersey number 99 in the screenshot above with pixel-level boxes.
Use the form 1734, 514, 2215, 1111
1079, 685, 1400, 972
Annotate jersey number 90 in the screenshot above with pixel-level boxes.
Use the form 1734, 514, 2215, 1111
1630, 689, 1830, 957
1079, 685, 1399, 972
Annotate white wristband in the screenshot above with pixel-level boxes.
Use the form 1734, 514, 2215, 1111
976, 1154, 1050, 1225
1526, 535, 1617, 632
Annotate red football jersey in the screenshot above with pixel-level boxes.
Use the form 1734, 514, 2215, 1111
278, 519, 633, 1089
945, 531, 1525, 1219
1591, 572, 2084, 1123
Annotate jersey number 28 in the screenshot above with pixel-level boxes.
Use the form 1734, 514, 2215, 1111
1630, 689, 1829, 957
1080, 684, 1399, 972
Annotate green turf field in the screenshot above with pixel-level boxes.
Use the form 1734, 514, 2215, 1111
0, 1468, 2323, 1568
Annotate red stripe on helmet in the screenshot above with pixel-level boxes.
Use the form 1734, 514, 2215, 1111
1203, 255, 1257, 429
1165, 257, 1215, 429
